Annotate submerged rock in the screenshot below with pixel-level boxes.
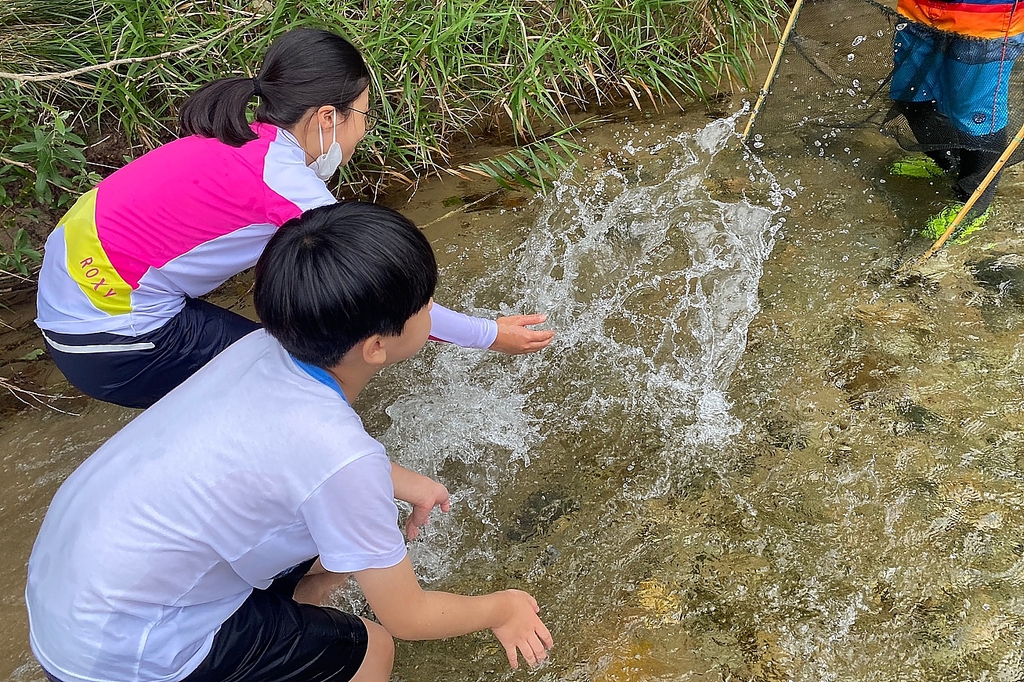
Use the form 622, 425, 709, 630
851, 301, 935, 334
893, 398, 942, 432
970, 253, 1024, 304
831, 349, 903, 404
763, 413, 809, 450
505, 489, 579, 542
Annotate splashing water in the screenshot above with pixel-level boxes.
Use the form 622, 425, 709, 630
362, 113, 786, 588
510, 116, 783, 461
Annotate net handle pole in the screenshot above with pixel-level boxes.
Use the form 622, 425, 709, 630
902, 119, 1024, 272
741, 0, 807, 143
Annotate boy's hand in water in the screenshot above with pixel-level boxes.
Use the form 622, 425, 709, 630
489, 314, 555, 355
492, 589, 553, 669
390, 464, 450, 540
403, 478, 449, 540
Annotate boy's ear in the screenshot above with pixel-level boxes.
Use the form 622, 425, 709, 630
360, 335, 387, 367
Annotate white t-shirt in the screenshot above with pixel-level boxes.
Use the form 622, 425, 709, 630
26, 331, 408, 682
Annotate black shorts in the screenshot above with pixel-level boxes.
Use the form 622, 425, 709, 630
182, 558, 369, 682
41, 298, 260, 409
41, 559, 368, 682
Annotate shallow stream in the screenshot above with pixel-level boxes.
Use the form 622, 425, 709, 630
3, 98, 1024, 682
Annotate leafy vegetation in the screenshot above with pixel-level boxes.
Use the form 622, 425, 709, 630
0, 227, 42, 276
0, 0, 783, 262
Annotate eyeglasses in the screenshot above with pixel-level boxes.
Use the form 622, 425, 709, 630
347, 107, 379, 131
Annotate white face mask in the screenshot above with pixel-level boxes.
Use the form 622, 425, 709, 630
308, 109, 343, 181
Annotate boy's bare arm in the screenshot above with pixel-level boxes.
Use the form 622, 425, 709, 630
390, 463, 449, 539
354, 556, 553, 669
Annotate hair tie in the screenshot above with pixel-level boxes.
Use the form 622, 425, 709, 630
251, 77, 262, 98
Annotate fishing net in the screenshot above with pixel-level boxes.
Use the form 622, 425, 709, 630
746, 0, 1024, 198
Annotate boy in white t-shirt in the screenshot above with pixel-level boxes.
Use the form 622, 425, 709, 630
25, 202, 552, 682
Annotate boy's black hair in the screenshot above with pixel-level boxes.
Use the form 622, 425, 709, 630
179, 28, 371, 147
254, 202, 437, 368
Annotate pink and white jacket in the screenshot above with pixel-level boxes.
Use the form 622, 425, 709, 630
35, 122, 496, 348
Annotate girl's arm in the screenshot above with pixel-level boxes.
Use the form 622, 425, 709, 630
354, 556, 553, 669
429, 304, 554, 355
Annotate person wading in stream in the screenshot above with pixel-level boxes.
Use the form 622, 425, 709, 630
34, 27, 554, 409
888, 0, 1024, 241
26, 201, 553, 682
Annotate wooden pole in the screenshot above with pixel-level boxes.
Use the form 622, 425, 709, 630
741, 0, 807, 143
901, 119, 1024, 273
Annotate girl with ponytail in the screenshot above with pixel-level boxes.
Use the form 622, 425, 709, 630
34, 27, 553, 409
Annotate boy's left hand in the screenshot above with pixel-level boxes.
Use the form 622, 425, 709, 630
489, 315, 555, 355
403, 476, 450, 540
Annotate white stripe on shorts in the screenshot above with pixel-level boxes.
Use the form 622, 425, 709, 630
41, 331, 156, 355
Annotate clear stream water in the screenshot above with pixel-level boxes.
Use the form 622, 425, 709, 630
3, 102, 1024, 682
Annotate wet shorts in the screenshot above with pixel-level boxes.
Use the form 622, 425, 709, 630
890, 21, 1022, 136
40, 297, 260, 409
41, 559, 368, 682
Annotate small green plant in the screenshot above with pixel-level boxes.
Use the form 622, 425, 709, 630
0, 227, 43, 276
463, 131, 585, 192
1, 96, 99, 207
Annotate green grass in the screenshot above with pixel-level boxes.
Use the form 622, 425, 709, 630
0, 0, 783, 221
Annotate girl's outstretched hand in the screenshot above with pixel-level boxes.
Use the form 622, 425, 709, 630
489, 315, 555, 355
491, 589, 554, 669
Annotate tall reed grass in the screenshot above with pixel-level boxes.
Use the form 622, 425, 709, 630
1, 0, 781, 212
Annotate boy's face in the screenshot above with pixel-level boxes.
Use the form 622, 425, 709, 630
383, 299, 433, 365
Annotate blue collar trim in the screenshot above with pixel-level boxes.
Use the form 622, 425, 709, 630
290, 355, 348, 404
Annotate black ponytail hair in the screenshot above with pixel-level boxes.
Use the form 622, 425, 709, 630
179, 28, 371, 147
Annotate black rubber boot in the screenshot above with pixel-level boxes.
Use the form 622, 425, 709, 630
956, 128, 1007, 214
893, 100, 960, 173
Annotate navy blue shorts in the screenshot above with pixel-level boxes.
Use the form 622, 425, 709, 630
42, 559, 368, 682
41, 298, 260, 409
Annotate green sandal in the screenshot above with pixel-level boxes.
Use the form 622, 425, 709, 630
921, 203, 990, 243
889, 155, 947, 179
